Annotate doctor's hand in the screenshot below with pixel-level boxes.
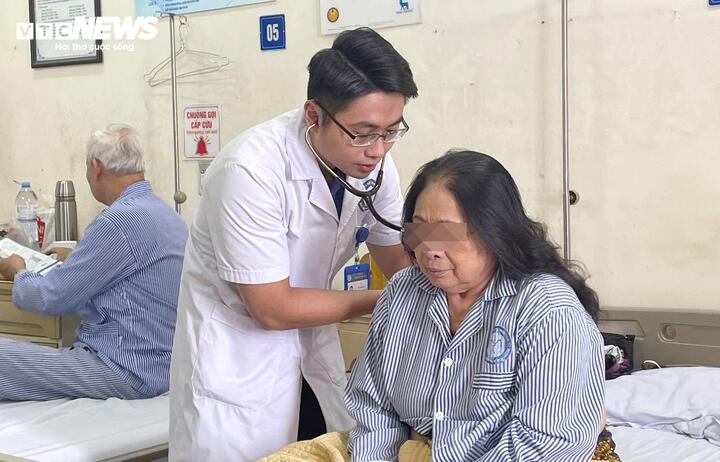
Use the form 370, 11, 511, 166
0, 254, 27, 281
45, 247, 73, 262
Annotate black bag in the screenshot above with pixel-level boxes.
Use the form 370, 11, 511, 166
602, 333, 635, 379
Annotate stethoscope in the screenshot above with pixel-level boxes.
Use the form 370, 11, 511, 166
304, 124, 403, 232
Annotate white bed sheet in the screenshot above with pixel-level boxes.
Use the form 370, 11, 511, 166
0, 396, 168, 462
610, 425, 720, 462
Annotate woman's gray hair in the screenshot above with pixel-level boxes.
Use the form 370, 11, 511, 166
86, 124, 145, 175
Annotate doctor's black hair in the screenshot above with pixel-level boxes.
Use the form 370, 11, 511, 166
402, 150, 600, 321
307, 27, 418, 119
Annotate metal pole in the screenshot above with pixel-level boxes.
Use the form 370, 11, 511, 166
561, 0, 571, 261
169, 14, 183, 214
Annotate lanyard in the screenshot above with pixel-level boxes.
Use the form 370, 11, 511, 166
354, 226, 370, 264
345, 226, 371, 291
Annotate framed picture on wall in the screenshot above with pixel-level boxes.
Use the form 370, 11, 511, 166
29, 0, 103, 68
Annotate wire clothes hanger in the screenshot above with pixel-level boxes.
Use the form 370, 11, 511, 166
144, 15, 230, 87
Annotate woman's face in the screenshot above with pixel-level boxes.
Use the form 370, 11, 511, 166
409, 182, 496, 295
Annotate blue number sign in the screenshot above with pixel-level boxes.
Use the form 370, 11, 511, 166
260, 14, 286, 50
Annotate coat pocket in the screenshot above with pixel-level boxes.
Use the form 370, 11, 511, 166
192, 303, 294, 411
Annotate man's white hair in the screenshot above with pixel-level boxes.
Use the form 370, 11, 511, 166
86, 124, 145, 175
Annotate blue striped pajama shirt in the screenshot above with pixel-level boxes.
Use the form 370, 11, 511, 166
345, 266, 605, 462
5, 181, 187, 399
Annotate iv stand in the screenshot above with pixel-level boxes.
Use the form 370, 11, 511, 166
169, 14, 186, 214
561, 0, 571, 261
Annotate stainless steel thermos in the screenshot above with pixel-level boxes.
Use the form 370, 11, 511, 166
55, 180, 78, 242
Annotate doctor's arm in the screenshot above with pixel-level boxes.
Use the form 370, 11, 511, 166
209, 162, 382, 330
234, 281, 380, 331
478, 308, 605, 461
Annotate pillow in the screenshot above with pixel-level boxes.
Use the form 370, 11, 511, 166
605, 367, 720, 445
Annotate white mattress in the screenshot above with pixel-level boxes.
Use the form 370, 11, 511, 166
610, 425, 720, 462
0, 396, 168, 462
2, 395, 717, 462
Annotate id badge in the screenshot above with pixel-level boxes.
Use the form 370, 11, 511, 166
344, 263, 370, 291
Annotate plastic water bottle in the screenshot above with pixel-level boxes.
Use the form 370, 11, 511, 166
15, 181, 39, 249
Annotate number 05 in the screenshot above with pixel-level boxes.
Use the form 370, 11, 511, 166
266, 23, 279, 41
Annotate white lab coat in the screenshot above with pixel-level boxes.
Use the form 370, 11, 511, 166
169, 109, 403, 461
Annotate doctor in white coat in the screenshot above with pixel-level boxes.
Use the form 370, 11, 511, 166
169, 28, 419, 461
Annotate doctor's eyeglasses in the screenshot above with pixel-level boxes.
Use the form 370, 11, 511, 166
315, 101, 410, 147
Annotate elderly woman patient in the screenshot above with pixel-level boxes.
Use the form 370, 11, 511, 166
345, 150, 605, 462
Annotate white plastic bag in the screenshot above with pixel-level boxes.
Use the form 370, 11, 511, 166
36, 189, 55, 251
0, 221, 29, 247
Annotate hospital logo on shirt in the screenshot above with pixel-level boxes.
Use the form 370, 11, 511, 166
486, 326, 512, 364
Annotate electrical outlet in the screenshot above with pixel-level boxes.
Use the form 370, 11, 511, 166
198, 160, 212, 195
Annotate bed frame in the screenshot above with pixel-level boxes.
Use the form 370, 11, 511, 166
0, 445, 168, 462
0, 455, 34, 462
99, 444, 168, 462
598, 306, 720, 368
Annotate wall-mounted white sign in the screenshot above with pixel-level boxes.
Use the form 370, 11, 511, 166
136, 0, 273, 17
184, 105, 220, 159
320, 0, 421, 35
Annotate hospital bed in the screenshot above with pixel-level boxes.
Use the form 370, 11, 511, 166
0, 282, 169, 462
0, 395, 168, 462
598, 306, 720, 462
1, 306, 717, 462
598, 305, 720, 369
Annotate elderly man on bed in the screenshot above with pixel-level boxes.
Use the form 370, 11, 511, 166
345, 150, 606, 462
0, 124, 187, 401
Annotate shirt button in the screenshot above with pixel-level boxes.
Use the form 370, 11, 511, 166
434, 411, 445, 421
443, 357, 453, 367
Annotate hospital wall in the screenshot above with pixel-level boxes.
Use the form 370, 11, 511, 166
1, 1, 718, 311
